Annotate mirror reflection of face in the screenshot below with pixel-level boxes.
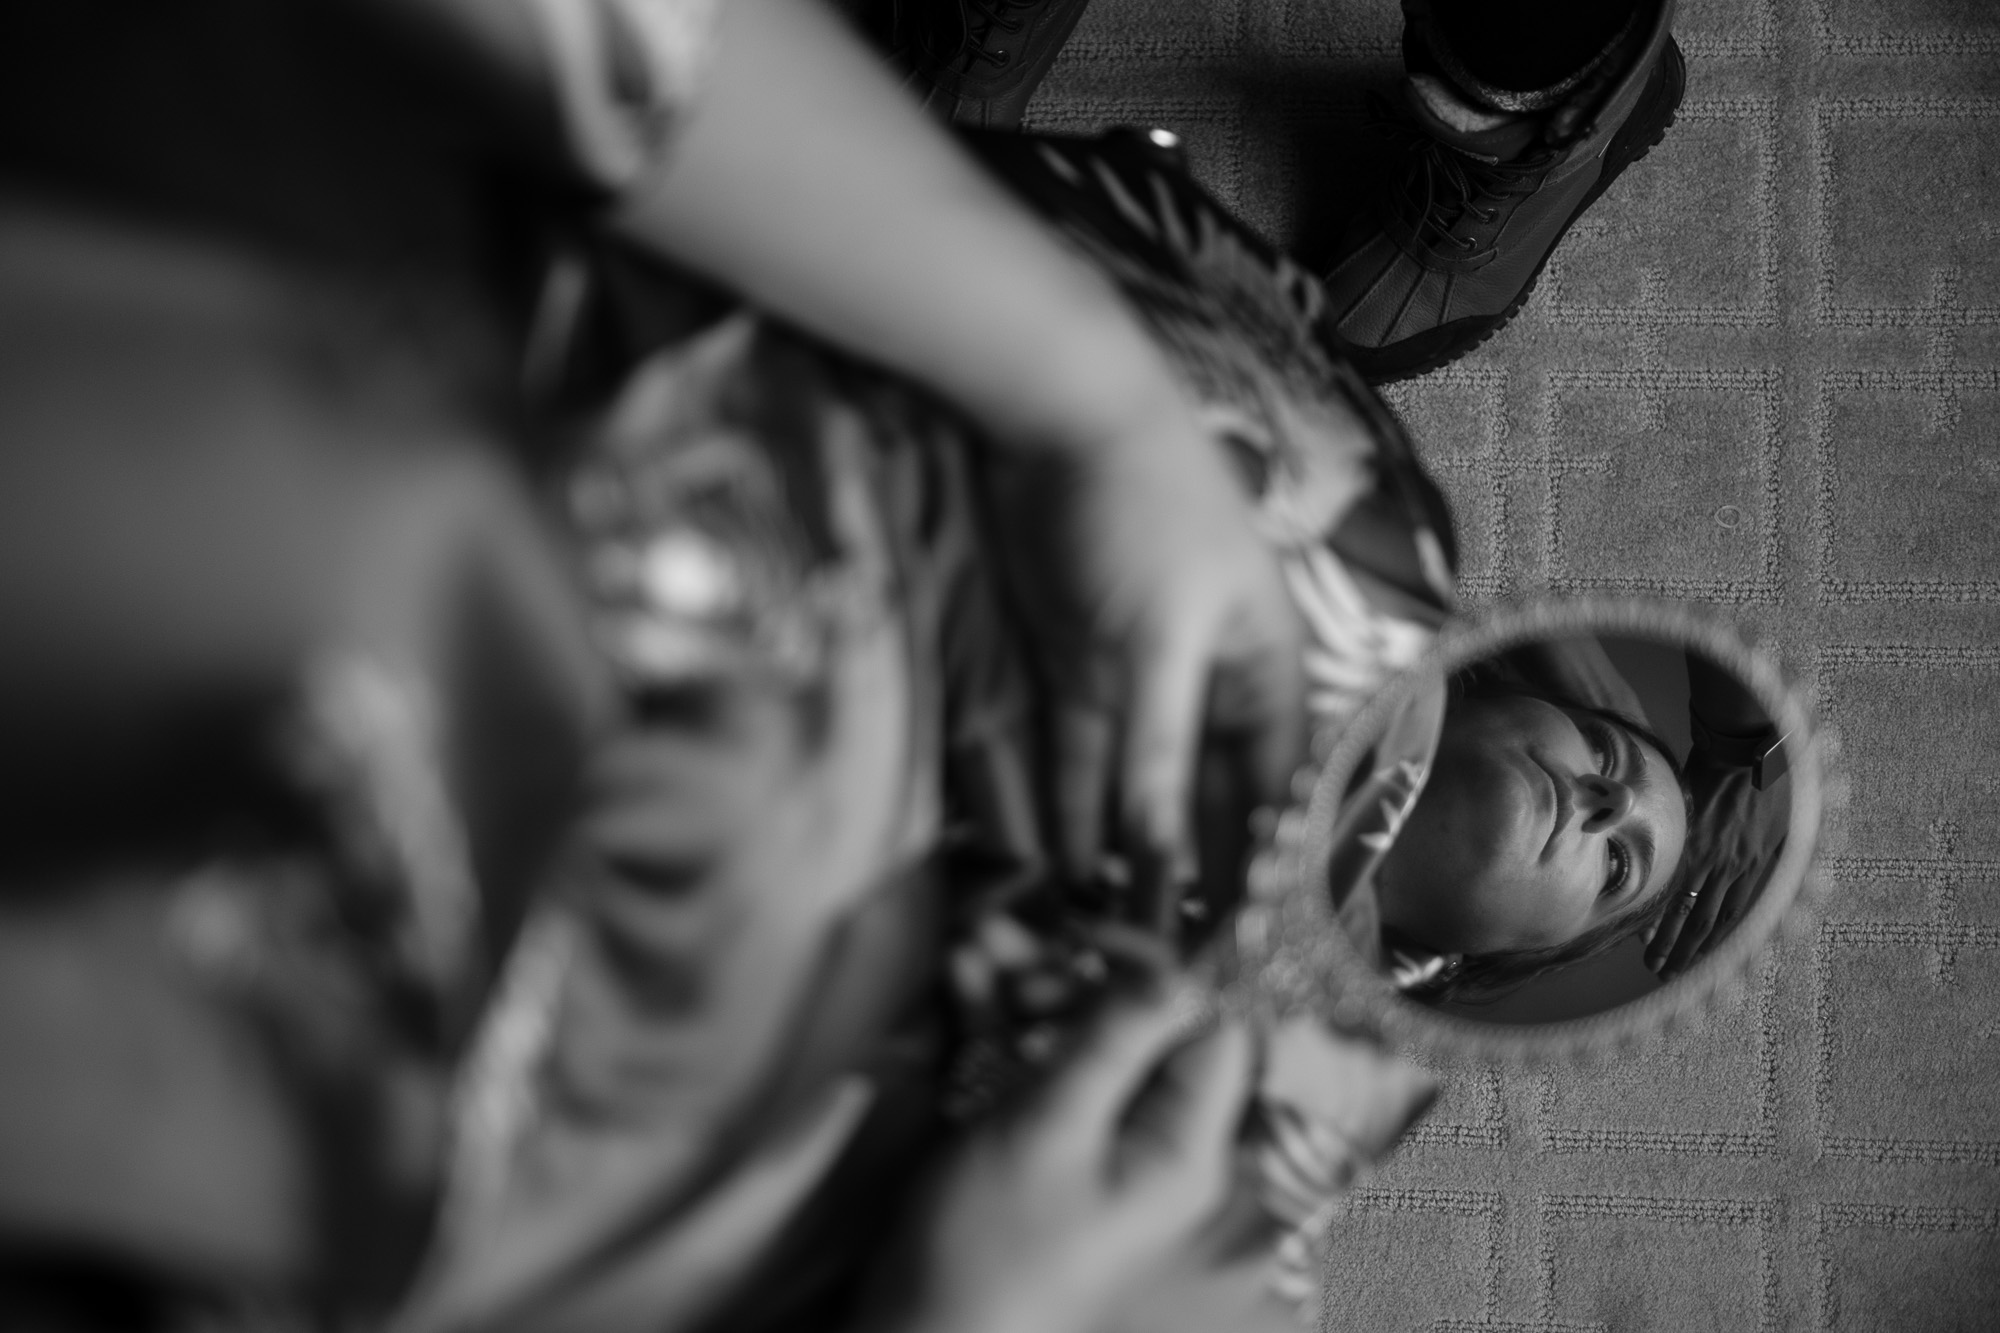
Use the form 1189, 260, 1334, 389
1376, 693, 1688, 957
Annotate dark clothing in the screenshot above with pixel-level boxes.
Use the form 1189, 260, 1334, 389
1433, 0, 1646, 94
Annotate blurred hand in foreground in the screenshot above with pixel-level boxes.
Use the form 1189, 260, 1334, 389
873, 984, 1253, 1333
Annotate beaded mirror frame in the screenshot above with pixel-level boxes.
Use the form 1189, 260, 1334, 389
1220, 597, 1832, 1065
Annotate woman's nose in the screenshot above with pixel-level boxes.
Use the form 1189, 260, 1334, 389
1575, 773, 1634, 832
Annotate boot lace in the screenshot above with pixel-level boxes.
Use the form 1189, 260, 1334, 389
1366, 94, 1552, 265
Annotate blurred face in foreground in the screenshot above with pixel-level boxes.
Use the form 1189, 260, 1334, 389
0, 205, 604, 1325
1375, 693, 1687, 957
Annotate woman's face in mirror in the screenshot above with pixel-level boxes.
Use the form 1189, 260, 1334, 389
1375, 692, 1688, 956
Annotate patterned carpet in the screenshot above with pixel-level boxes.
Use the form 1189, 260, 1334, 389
1026, 1, 2000, 1329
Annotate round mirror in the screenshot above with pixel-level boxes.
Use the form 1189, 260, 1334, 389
1221, 597, 1826, 1060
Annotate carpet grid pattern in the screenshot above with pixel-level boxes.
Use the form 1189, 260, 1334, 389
1026, 0, 2000, 1327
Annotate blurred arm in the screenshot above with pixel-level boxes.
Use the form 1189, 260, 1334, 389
614, 0, 1195, 460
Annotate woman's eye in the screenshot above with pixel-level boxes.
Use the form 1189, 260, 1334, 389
1602, 840, 1631, 898
1588, 722, 1616, 776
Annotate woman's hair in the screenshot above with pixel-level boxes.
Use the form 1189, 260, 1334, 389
1401, 662, 1693, 1005
1402, 877, 1678, 1005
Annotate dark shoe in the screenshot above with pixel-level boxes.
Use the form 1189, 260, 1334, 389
1322, 0, 1685, 383
894, 0, 1095, 130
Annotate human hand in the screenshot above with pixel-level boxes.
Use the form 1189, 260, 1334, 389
1089, 1016, 1437, 1333
1643, 755, 1781, 979
879, 984, 1254, 1333
982, 399, 1307, 933
1095, 1250, 1318, 1333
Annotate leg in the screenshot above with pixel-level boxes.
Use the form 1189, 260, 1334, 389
1432, 0, 1642, 96
1320, 0, 1685, 383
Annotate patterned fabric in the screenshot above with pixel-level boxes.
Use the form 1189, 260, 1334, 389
415, 129, 1463, 1331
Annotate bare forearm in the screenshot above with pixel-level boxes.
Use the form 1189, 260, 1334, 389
614, 0, 1188, 458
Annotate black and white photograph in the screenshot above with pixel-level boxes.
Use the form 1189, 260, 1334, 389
0, 0, 1993, 1329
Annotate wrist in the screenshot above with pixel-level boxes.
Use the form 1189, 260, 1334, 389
986, 333, 1198, 464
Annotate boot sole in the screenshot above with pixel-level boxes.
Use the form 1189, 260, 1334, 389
1351, 37, 1689, 386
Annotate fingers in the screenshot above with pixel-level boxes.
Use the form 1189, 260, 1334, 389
1715, 838, 1780, 934
1126, 1017, 1255, 1157
1653, 848, 1775, 979
1661, 877, 1724, 978
1663, 851, 1770, 978
1645, 892, 1695, 973
1053, 701, 1116, 884
1645, 876, 1699, 972
1240, 691, 1307, 823
1036, 984, 1219, 1154
1117, 592, 1308, 937
1254, 1103, 1349, 1226
1228, 615, 1308, 820
1122, 1019, 1254, 1201
1119, 623, 1212, 933
1202, 580, 1308, 839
